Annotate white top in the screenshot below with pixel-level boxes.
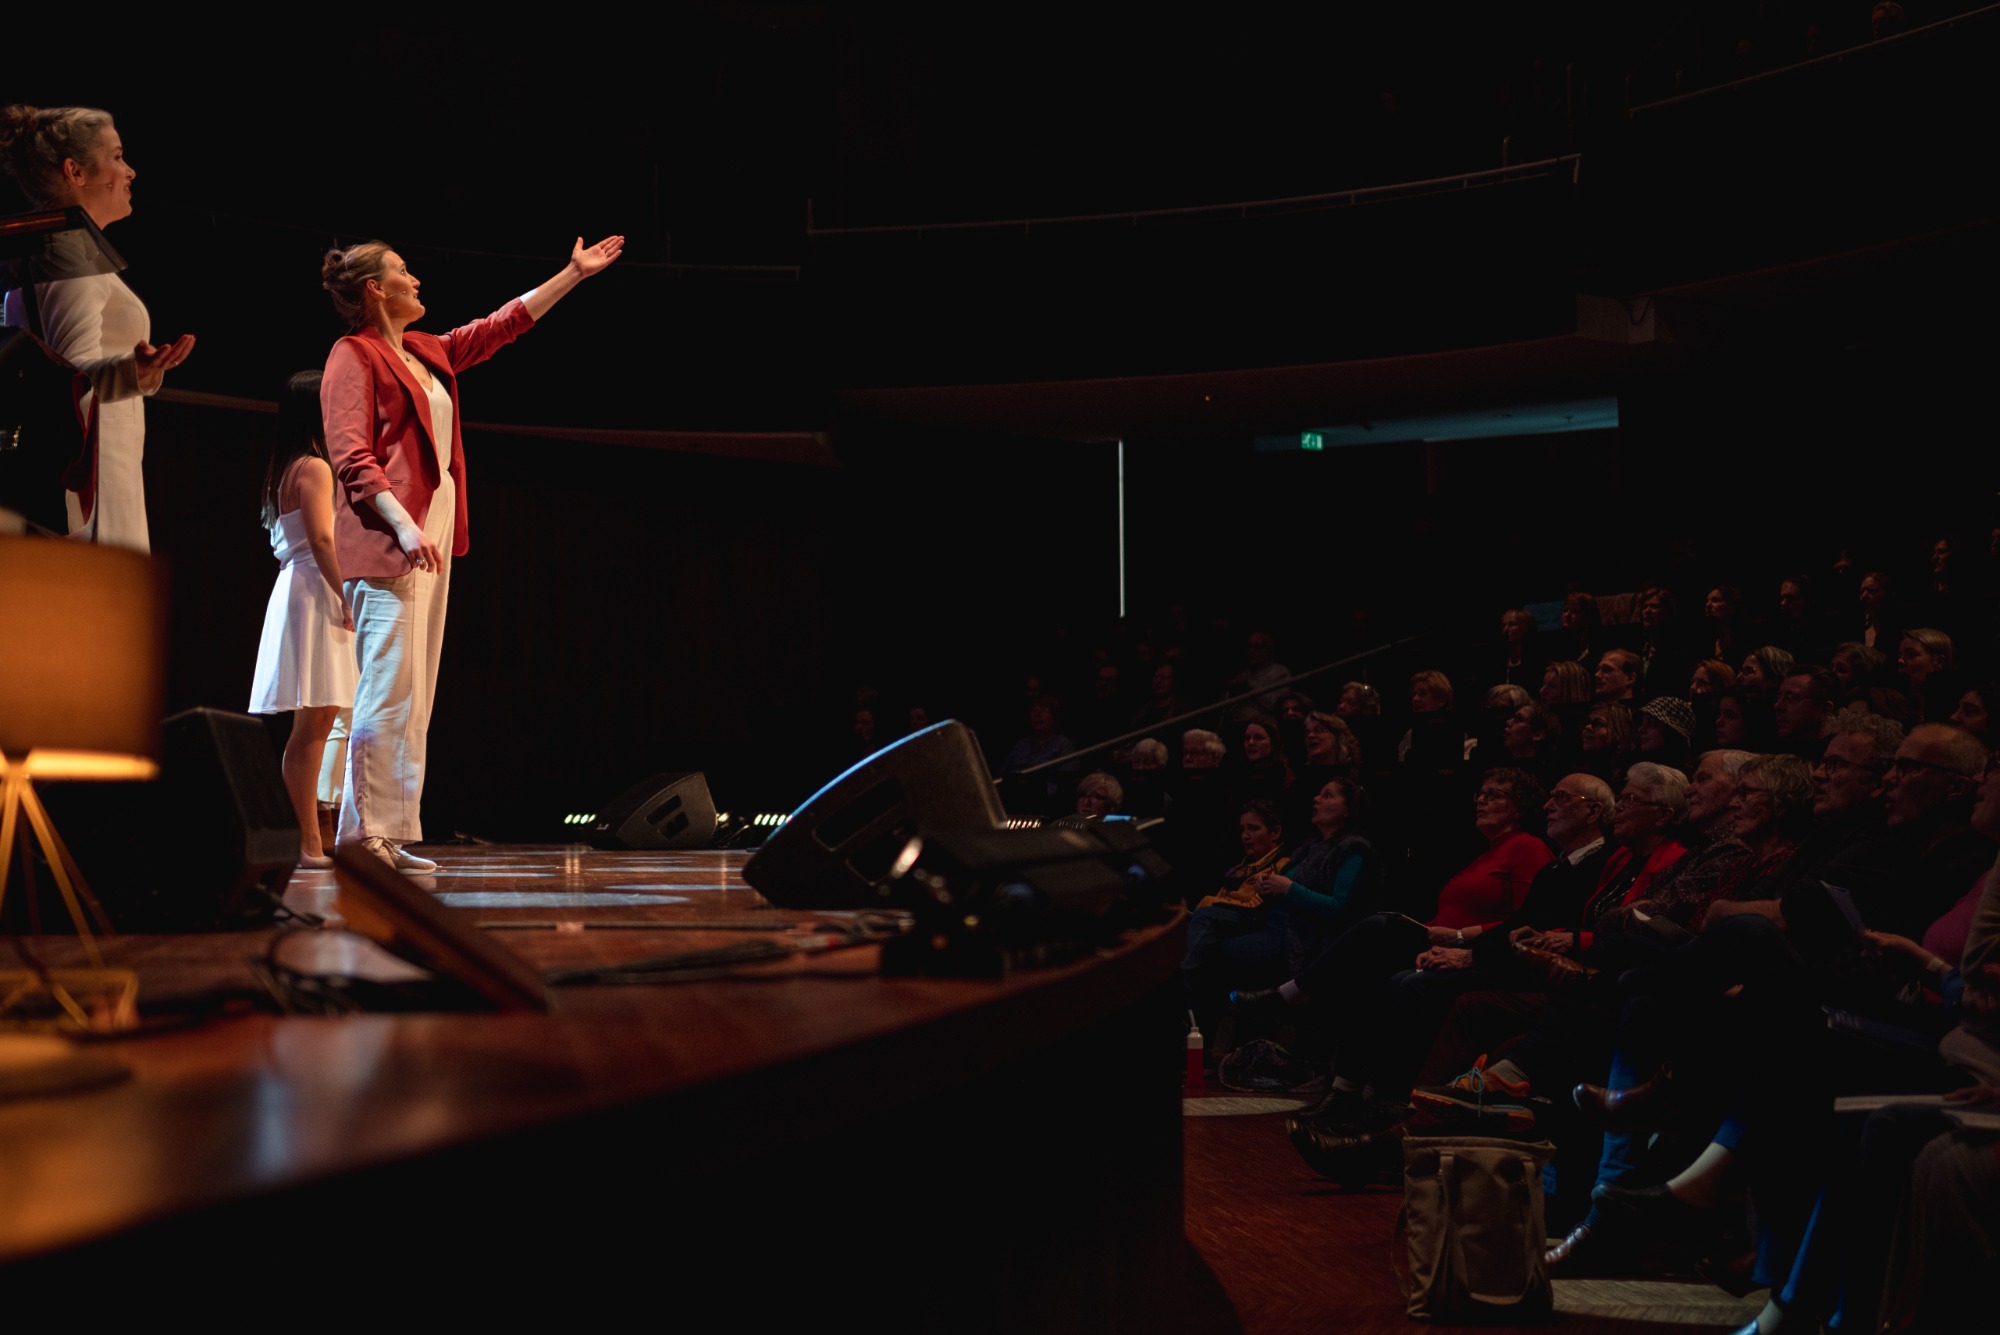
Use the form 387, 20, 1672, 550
2, 268, 154, 551
420, 371, 455, 546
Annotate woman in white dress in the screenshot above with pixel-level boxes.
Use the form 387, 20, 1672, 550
0, 103, 194, 550
248, 372, 356, 869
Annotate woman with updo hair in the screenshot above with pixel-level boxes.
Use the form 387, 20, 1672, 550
0, 104, 195, 550
318, 233, 623, 871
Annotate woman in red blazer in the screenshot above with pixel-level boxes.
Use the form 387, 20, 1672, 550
318, 234, 622, 872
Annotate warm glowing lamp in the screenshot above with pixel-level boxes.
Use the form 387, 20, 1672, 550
0, 534, 166, 989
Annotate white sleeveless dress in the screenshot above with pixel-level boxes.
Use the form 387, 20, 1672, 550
248, 509, 358, 712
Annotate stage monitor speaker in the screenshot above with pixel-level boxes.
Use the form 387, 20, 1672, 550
36, 706, 298, 931
587, 771, 717, 849
742, 719, 1005, 910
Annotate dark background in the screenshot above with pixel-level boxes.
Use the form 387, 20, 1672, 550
6, 4, 1998, 836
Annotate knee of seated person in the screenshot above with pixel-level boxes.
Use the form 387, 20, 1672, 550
1705, 910, 1786, 949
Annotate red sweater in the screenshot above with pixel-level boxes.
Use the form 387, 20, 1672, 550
1430, 832, 1554, 930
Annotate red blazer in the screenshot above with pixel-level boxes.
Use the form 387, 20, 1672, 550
322, 299, 534, 580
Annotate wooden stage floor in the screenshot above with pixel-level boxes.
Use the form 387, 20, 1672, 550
2, 843, 1767, 1331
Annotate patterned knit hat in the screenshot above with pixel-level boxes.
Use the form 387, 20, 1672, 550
1640, 696, 1695, 746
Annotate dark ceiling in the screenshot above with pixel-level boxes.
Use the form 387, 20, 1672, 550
7, 4, 1998, 444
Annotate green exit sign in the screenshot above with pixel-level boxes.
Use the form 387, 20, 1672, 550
1300, 432, 1324, 451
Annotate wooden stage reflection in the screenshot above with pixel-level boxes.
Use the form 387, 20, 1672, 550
0, 845, 1187, 1331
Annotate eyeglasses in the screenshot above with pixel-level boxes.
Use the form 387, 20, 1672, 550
1815, 754, 1887, 777
1473, 791, 1515, 805
1888, 756, 1977, 780
1732, 784, 1776, 798
1616, 795, 1673, 809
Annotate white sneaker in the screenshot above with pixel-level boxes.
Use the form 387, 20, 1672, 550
390, 843, 439, 873
355, 837, 438, 874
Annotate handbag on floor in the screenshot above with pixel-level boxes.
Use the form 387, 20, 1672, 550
1396, 1133, 1557, 1323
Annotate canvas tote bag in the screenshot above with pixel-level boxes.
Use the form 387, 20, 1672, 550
1397, 1134, 1557, 1322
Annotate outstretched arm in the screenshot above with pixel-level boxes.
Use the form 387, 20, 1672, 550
521, 235, 624, 321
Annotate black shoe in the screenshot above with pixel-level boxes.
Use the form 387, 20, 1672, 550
1593, 1180, 1709, 1222
1293, 1087, 1371, 1126
1227, 987, 1288, 1025
1695, 1247, 1761, 1299
1573, 1068, 1673, 1130
1287, 1108, 1408, 1186
1543, 1222, 1639, 1279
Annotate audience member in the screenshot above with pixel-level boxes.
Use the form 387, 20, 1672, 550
1853, 569, 1903, 654
1946, 678, 1995, 744
1689, 658, 1736, 696
1491, 606, 1546, 689
1830, 640, 1886, 694
1129, 661, 1187, 740
1769, 576, 1835, 664
1223, 629, 1292, 719
1737, 644, 1795, 699
1700, 585, 1747, 662
1232, 712, 1296, 809
1576, 700, 1635, 783
1769, 666, 1841, 759
1559, 591, 1607, 665
1072, 770, 1124, 819
1632, 587, 1696, 701
1181, 798, 1296, 1051
1895, 626, 1958, 723
1634, 696, 1695, 774
1594, 648, 1643, 703
999, 693, 1077, 814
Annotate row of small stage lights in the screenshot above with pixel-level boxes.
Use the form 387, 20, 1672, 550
553, 812, 1059, 831
555, 811, 795, 828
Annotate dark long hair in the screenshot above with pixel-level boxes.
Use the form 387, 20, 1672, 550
260, 371, 328, 529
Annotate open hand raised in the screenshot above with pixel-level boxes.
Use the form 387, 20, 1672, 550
135, 333, 195, 376
570, 235, 625, 278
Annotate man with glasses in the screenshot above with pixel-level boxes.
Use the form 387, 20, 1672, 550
1867, 723, 1997, 940
1770, 667, 1842, 760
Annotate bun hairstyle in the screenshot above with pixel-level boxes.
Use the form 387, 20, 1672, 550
321, 241, 393, 330
0, 103, 114, 206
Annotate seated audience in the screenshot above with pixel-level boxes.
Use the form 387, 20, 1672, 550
1228, 767, 1552, 1107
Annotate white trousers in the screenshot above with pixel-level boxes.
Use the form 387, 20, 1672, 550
340, 541, 452, 847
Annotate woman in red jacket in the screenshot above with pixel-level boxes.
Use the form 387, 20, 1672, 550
318, 234, 622, 871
